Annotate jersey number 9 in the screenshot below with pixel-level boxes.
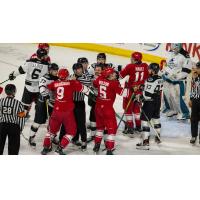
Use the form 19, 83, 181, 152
57, 87, 64, 100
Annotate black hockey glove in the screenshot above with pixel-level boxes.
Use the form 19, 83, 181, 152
43, 95, 50, 101
9, 71, 16, 80
117, 65, 122, 72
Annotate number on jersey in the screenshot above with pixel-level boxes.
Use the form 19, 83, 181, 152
135, 71, 144, 82
57, 87, 64, 100
2, 107, 13, 115
100, 85, 107, 99
31, 69, 42, 79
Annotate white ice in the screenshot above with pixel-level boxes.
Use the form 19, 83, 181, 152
0, 43, 198, 155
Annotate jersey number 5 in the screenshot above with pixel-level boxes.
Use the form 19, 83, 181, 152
57, 87, 64, 100
32, 69, 42, 79
100, 85, 107, 99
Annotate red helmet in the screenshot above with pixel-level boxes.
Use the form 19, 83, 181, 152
38, 43, 50, 50
131, 52, 142, 62
101, 67, 115, 78
58, 68, 69, 80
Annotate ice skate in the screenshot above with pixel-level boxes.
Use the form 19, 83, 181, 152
93, 143, 101, 154
190, 137, 197, 145
29, 135, 36, 148
55, 146, 66, 155
81, 142, 87, 152
136, 139, 150, 150
41, 147, 52, 155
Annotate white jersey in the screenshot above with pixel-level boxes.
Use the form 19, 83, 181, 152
143, 75, 163, 101
39, 74, 58, 107
14, 59, 49, 93
163, 49, 192, 80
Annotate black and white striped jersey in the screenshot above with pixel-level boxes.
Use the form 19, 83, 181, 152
190, 76, 200, 100
0, 97, 25, 131
73, 70, 93, 101
39, 73, 59, 106
13, 58, 49, 93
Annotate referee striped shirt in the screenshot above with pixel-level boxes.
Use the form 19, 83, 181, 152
0, 97, 25, 131
190, 76, 200, 100
73, 70, 93, 101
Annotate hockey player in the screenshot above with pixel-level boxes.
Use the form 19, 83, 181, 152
189, 61, 200, 144
29, 63, 59, 147
92, 67, 128, 155
119, 52, 149, 136
8, 48, 49, 118
162, 43, 192, 120
88, 53, 122, 75
136, 63, 163, 150
41, 68, 89, 155
87, 63, 103, 141
30, 43, 51, 64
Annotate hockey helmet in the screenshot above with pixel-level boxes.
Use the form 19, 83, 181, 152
131, 52, 142, 62
72, 63, 83, 71
101, 67, 115, 78
97, 53, 106, 60
58, 68, 69, 80
148, 63, 160, 74
36, 48, 48, 59
38, 43, 50, 50
171, 43, 182, 52
49, 63, 59, 71
5, 84, 16, 96
77, 57, 88, 64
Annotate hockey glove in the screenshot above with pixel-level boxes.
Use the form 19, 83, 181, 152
9, 71, 16, 80
43, 95, 50, 101
117, 65, 122, 72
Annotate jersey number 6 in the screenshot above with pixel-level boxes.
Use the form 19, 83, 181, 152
31, 69, 42, 79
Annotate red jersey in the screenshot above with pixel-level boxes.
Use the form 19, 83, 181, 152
47, 80, 85, 111
119, 63, 149, 88
30, 53, 51, 64
93, 76, 126, 106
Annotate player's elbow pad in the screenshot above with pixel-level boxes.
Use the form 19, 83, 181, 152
18, 66, 26, 74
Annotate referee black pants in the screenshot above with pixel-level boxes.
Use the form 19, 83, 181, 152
72, 101, 87, 143
0, 123, 20, 155
191, 99, 200, 138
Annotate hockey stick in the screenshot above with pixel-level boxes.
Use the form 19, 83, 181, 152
117, 92, 135, 129
21, 132, 29, 141
136, 101, 161, 141
0, 79, 10, 85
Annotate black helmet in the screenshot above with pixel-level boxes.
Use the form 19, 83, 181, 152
36, 48, 47, 59
77, 57, 88, 64
72, 63, 83, 71
97, 53, 106, 60
94, 63, 104, 69
149, 63, 160, 74
49, 63, 59, 71
5, 84, 16, 96
196, 61, 200, 68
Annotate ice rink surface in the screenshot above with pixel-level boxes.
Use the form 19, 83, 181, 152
0, 43, 199, 155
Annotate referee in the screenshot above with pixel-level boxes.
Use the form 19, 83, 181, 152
72, 62, 92, 151
0, 84, 25, 155
189, 61, 200, 144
